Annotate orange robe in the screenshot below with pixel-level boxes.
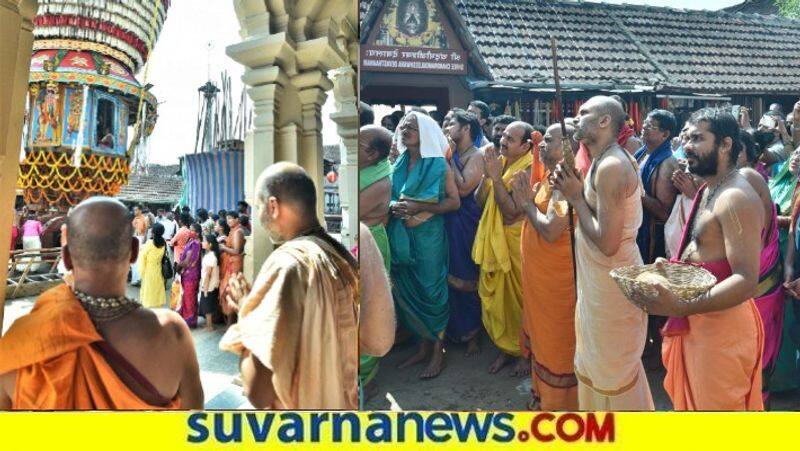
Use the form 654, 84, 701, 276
520, 179, 578, 411
662, 303, 764, 410
219, 225, 244, 315
662, 186, 765, 411
0, 285, 180, 410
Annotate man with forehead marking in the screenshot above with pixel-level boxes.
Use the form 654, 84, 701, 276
513, 122, 579, 410
474, 120, 533, 377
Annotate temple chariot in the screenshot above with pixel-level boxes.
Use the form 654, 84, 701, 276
8, 0, 170, 298
18, 0, 169, 210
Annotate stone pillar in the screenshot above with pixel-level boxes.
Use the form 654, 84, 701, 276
237, 82, 282, 280
0, 0, 37, 334
230, 0, 303, 280
328, 65, 358, 250
278, 122, 300, 163
296, 71, 333, 223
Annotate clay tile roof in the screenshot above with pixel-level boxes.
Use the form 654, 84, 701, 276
724, 0, 780, 16
116, 164, 183, 204
360, 0, 800, 94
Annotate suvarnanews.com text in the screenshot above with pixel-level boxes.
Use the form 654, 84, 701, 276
186, 412, 615, 444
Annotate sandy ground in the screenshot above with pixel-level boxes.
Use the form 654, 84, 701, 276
364, 329, 800, 411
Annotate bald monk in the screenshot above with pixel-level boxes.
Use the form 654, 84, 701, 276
0, 197, 203, 410
636, 109, 764, 411
512, 123, 578, 410
553, 96, 654, 410
220, 162, 359, 409
473, 121, 533, 376
574, 96, 642, 176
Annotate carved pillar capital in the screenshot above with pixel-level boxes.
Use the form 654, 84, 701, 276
326, 65, 358, 250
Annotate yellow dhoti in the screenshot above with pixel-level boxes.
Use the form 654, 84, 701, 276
473, 153, 531, 356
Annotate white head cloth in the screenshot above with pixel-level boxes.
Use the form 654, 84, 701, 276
395, 111, 448, 159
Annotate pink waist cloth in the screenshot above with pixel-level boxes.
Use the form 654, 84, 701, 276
663, 259, 732, 336
665, 198, 780, 337
753, 203, 784, 371
661, 198, 783, 336
663, 184, 731, 336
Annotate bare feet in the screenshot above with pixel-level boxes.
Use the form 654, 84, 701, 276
464, 335, 480, 357
488, 352, 513, 374
420, 341, 445, 379
510, 357, 531, 377
398, 342, 429, 369
204, 325, 215, 332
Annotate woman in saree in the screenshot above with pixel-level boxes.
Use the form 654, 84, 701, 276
388, 111, 460, 379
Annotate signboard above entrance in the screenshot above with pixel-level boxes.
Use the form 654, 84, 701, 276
361, 45, 468, 75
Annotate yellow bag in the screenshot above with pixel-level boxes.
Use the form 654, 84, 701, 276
170, 278, 182, 310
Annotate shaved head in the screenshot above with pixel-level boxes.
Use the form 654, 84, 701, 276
546, 122, 578, 148
255, 162, 356, 266
574, 96, 626, 144
546, 122, 576, 138
360, 125, 393, 163
591, 96, 626, 133
256, 162, 317, 217
541, 122, 578, 167
66, 197, 133, 265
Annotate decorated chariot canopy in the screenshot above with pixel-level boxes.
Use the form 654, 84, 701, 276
18, 0, 170, 209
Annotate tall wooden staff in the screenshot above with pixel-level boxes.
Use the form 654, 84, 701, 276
550, 38, 578, 288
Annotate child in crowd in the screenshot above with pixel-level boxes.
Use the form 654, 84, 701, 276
200, 233, 221, 331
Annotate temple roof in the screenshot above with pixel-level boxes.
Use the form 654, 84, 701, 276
724, 0, 781, 16
360, 0, 800, 94
117, 164, 183, 205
